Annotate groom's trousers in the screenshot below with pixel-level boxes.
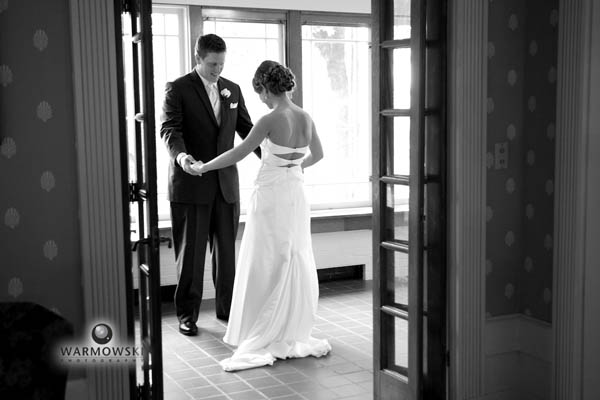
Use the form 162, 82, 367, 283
170, 191, 240, 324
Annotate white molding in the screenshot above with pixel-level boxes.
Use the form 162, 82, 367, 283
448, 0, 488, 399
582, 2, 600, 399
69, 0, 130, 399
484, 315, 552, 400
484, 314, 552, 361
552, 0, 592, 398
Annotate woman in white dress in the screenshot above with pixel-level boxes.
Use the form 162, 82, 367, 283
192, 60, 331, 371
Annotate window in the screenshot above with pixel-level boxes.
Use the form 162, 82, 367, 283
202, 12, 286, 212
301, 23, 372, 209
152, 6, 190, 221
139, 7, 371, 220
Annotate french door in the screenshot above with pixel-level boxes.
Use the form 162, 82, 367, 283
115, 0, 164, 398
372, 0, 447, 399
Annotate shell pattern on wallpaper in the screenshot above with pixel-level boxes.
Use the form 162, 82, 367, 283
485, 0, 557, 321
1, 1, 61, 312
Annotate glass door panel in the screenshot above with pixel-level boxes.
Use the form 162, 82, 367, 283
383, 248, 409, 306
118, 0, 163, 397
391, 116, 411, 176
393, 49, 411, 109
382, 313, 409, 373
394, 0, 411, 39
373, 0, 446, 399
384, 184, 409, 243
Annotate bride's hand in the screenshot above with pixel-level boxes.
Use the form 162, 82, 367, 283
191, 160, 204, 176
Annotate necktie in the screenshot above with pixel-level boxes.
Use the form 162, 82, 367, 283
208, 83, 220, 124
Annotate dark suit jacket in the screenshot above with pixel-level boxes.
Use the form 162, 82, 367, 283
160, 71, 256, 204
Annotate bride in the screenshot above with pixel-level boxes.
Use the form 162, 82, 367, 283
192, 60, 331, 371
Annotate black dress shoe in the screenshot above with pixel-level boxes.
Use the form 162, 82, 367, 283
178, 321, 198, 336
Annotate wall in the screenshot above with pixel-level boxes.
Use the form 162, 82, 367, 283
486, 0, 557, 322
484, 1, 558, 399
0, 0, 84, 332
582, 1, 600, 397
158, 0, 370, 13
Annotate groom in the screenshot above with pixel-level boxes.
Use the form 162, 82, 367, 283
160, 34, 258, 336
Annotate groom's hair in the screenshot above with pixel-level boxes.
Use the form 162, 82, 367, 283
195, 34, 227, 61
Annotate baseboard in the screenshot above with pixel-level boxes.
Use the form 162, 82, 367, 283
133, 229, 373, 298
484, 314, 552, 400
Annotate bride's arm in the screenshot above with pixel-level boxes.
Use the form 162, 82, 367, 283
301, 120, 324, 170
196, 116, 269, 174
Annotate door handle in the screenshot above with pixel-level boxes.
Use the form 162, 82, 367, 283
132, 236, 172, 251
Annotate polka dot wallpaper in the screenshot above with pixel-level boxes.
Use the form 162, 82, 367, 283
0, 0, 84, 331
486, 0, 557, 322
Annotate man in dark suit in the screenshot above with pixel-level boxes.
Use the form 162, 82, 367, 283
160, 34, 258, 336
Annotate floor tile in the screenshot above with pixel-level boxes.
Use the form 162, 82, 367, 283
246, 375, 282, 389
216, 380, 253, 394
258, 385, 295, 398
186, 385, 222, 399
160, 279, 373, 400
228, 390, 269, 400
177, 376, 211, 389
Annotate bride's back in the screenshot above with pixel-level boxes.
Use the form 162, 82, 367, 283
265, 104, 313, 149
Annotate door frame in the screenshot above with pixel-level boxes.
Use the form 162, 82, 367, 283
446, 1, 488, 398
69, 0, 132, 398
68, 0, 600, 398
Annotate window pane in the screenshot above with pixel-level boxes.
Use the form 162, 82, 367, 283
151, 7, 189, 220
203, 20, 285, 212
302, 25, 371, 209
383, 248, 409, 306
393, 48, 411, 109
164, 13, 179, 35
382, 313, 409, 374
394, 0, 411, 39
391, 116, 410, 176
384, 183, 409, 243
152, 13, 165, 35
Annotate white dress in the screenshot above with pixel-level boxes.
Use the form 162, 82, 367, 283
220, 138, 331, 372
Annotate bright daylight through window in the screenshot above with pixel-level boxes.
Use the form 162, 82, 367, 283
127, 6, 375, 221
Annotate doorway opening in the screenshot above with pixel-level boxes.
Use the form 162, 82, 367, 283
117, 1, 447, 399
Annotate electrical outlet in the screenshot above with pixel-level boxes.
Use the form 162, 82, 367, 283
495, 142, 508, 169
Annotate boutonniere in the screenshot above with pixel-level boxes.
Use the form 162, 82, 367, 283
220, 88, 231, 99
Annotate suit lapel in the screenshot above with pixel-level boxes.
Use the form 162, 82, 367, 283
217, 79, 230, 133
189, 71, 219, 127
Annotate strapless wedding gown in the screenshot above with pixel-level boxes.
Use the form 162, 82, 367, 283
220, 138, 331, 371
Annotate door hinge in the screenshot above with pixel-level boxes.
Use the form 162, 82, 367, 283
122, 0, 133, 13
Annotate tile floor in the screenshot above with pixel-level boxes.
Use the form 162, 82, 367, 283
159, 279, 374, 400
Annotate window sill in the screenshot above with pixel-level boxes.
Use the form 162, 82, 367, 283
157, 206, 373, 235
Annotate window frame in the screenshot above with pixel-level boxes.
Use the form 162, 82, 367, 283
154, 4, 372, 219
150, 5, 191, 221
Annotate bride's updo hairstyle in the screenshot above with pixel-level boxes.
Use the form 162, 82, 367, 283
252, 60, 296, 95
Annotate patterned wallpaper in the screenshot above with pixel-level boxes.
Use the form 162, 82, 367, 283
0, 0, 84, 331
486, 0, 557, 322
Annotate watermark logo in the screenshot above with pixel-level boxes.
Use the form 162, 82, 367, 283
55, 321, 143, 367
91, 323, 112, 344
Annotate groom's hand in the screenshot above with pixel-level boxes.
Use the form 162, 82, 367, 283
178, 153, 200, 175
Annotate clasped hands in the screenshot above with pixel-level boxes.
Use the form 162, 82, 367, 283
179, 154, 205, 176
